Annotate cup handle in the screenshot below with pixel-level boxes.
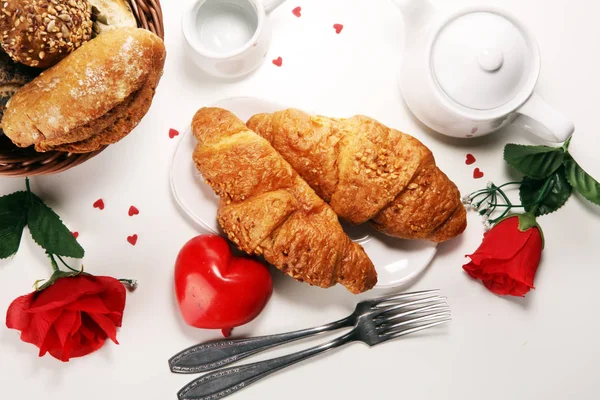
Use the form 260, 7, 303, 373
263, 0, 286, 14
513, 92, 574, 143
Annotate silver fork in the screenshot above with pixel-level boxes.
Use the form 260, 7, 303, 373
169, 290, 443, 374
177, 294, 450, 400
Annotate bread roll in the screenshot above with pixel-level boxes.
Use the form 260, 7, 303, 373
0, 0, 93, 68
0, 51, 39, 134
90, 0, 138, 36
2, 28, 166, 153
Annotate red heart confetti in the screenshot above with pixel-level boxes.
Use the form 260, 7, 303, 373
473, 168, 484, 179
465, 134, 474, 138
128, 206, 140, 217
93, 199, 104, 210
127, 234, 138, 246
272, 57, 283, 67
169, 129, 179, 139
334, 24, 344, 34
471, 127, 479, 134
292, 6, 301, 17
72, 232, 79, 239
465, 154, 476, 165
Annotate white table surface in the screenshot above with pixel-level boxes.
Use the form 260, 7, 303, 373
1, 1, 599, 399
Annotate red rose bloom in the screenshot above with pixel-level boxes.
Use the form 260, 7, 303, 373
6, 275, 126, 362
463, 215, 543, 296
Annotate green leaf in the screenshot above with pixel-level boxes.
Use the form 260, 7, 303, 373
27, 194, 84, 258
564, 154, 600, 206
519, 167, 572, 217
0, 191, 29, 259
504, 144, 565, 179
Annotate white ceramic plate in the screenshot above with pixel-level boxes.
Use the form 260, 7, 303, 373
170, 97, 438, 289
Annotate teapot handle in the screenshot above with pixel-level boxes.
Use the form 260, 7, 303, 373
512, 92, 574, 143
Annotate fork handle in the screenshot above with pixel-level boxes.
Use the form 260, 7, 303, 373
177, 332, 355, 400
169, 317, 352, 373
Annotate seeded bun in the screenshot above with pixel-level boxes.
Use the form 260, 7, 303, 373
0, 0, 93, 68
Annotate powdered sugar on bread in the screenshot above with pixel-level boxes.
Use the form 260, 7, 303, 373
2, 28, 166, 151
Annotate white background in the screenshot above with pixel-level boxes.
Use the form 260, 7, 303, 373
1, 0, 599, 399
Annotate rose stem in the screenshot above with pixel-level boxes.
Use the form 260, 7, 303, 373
56, 255, 79, 273
473, 193, 493, 209
490, 175, 556, 209
47, 253, 60, 272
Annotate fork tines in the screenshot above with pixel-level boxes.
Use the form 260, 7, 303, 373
370, 289, 442, 306
375, 295, 451, 339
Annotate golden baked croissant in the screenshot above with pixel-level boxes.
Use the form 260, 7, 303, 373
192, 107, 377, 294
247, 109, 466, 242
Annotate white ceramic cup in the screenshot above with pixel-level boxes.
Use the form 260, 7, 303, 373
182, 0, 286, 78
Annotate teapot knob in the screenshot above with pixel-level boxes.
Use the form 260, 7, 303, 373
477, 48, 504, 72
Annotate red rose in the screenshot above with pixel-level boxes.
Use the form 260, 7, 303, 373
463, 215, 543, 296
6, 275, 126, 362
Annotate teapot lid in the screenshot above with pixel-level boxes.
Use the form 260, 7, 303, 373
432, 11, 539, 111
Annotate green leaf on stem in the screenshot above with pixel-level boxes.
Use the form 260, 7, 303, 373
504, 144, 565, 179
0, 191, 29, 259
519, 167, 572, 217
564, 154, 600, 206
27, 193, 84, 259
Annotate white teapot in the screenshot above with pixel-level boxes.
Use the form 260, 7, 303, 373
393, 0, 574, 142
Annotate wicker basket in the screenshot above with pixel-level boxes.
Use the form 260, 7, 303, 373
0, 0, 164, 178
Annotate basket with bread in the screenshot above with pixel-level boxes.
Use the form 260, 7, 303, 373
0, 0, 165, 177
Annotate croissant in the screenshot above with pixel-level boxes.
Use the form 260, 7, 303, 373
192, 107, 377, 294
247, 109, 466, 242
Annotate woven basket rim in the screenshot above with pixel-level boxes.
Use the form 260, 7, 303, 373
0, 0, 164, 178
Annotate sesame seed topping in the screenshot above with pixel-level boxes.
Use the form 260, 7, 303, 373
0, 0, 92, 68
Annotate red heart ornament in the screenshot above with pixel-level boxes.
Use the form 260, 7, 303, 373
333, 24, 344, 34
128, 206, 140, 216
72, 232, 79, 239
174, 235, 272, 330
465, 154, 476, 165
169, 128, 179, 139
93, 199, 104, 210
127, 234, 138, 246
473, 168, 484, 179
292, 6, 301, 17
272, 57, 283, 67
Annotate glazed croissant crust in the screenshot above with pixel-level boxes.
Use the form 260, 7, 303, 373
192, 107, 377, 294
247, 109, 466, 242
